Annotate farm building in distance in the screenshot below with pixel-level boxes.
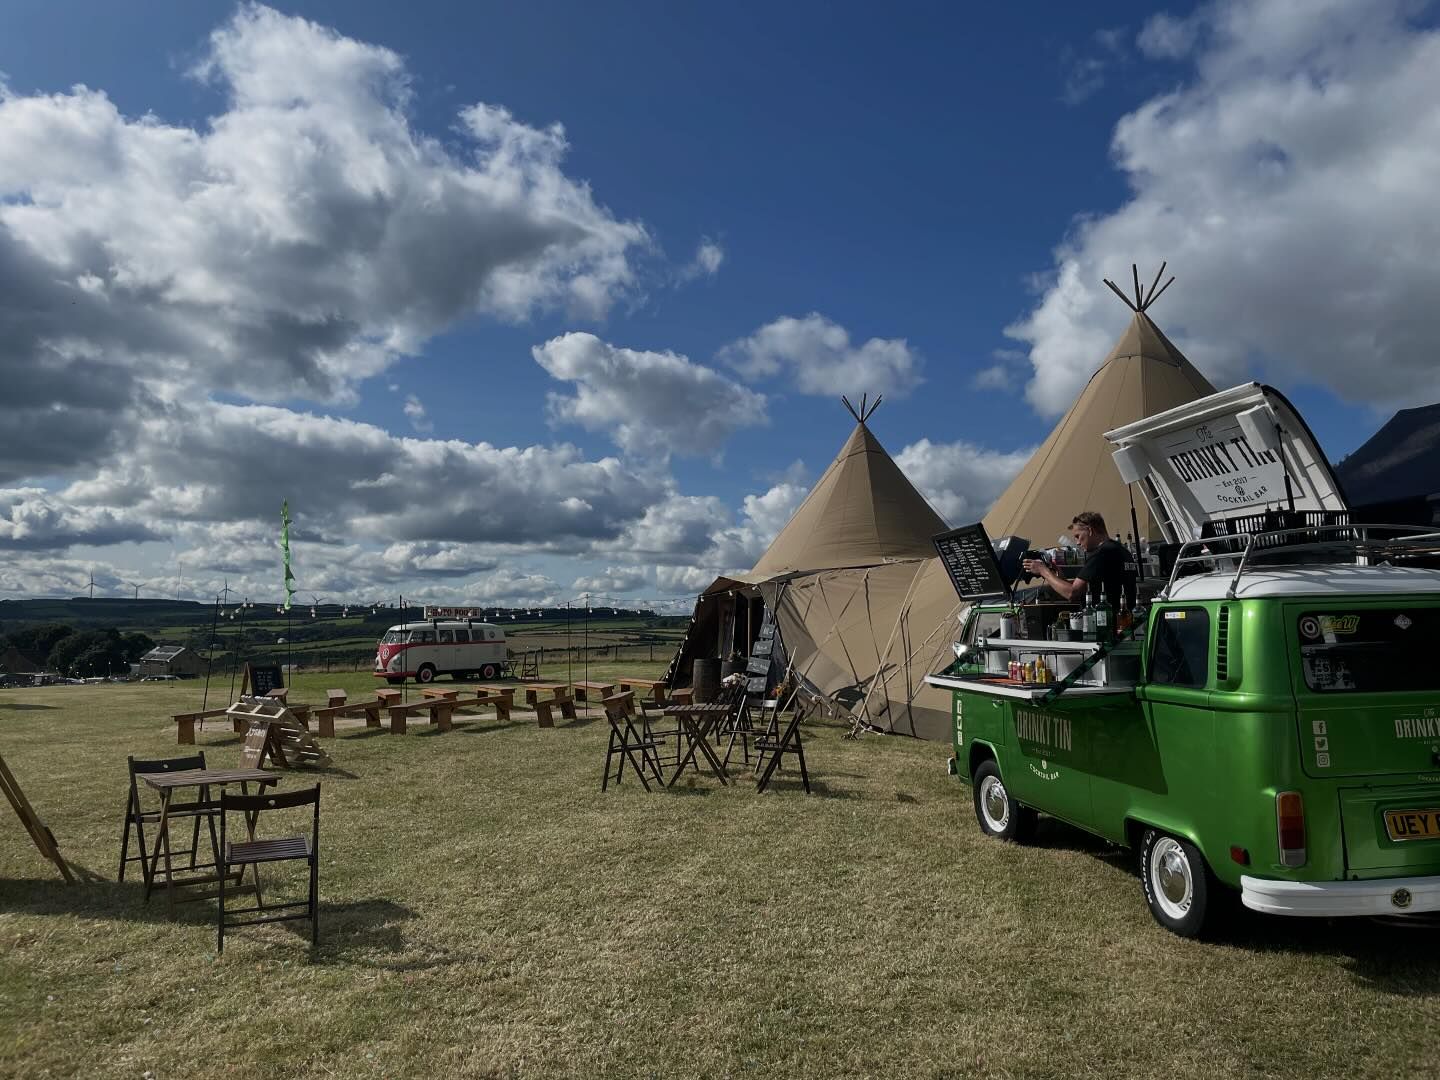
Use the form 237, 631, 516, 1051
138, 645, 204, 678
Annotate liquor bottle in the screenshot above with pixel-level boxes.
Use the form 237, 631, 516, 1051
1081, 602, 1095, 641
1095, 602, 1111, 645
1117, 596, 1133, 635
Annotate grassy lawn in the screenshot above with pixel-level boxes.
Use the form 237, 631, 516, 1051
1, 667, 1436, 1079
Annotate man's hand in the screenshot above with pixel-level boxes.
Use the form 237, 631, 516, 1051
1021, 558, 1047, 576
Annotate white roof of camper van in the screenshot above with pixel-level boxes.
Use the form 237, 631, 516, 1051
1165, 563, 1440, 601
393, 620, 502, 632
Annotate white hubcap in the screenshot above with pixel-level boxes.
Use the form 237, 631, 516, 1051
980, 775, 1010, 832
1150, 837, 1194, 920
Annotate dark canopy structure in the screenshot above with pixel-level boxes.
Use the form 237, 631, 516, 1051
1334, 403, 1440, 525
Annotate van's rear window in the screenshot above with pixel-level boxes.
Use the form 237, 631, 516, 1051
1297, 610, 1440, 693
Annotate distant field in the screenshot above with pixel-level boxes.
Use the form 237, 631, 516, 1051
1, 670, 1435, 1079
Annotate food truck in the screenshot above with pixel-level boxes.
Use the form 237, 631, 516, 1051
927, 383, 1440, 937
373, 607, 508, 684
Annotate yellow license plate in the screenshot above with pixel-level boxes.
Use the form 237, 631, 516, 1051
1384, 808, 1440, 842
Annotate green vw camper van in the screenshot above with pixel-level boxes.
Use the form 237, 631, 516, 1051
928, 384, 1440, 937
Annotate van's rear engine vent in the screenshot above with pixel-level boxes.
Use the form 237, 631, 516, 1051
1216, 605, 1230, 681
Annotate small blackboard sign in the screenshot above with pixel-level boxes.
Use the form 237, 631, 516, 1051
242, 662, 285, 698
933, 523, 1011, 602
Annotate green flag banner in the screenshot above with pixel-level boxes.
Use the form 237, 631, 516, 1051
280, 501, 296, 611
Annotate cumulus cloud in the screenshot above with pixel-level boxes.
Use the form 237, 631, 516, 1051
721, 314, 924, 398
0, 489, 160, 551
679, 238, 724, 281
534, 332, 767, 459
0, 3, 647, 435
1008, 0, 1440, 416
894, 438, 1034, 523
402, 395, 433, 433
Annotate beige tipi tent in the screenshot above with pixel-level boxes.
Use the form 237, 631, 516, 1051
665, 396, 947, 692
806, 269, 1218, 740
983, 286, 1215, 548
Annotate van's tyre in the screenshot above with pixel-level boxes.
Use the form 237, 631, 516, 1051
416, 664, 436, 684
385, 676, 402, 686
1140, 828, 1216, 938
973, 761, 1037, 843
480, 664, 498, 680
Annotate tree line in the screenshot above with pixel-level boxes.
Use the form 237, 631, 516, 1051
1, 624, 156, 677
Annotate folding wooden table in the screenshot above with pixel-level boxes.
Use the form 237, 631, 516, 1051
137, 767, 279, 916
661, 702, 733, 786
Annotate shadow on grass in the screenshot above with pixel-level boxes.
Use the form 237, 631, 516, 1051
0, 702, 59, 711
1014, 817, 1440, 990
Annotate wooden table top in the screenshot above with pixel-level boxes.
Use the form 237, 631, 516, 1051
138, 768, 278, 791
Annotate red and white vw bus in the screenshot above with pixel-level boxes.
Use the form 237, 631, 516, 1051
373, 618, 508, 684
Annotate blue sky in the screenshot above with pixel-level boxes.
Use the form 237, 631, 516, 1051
2, 1, 1437, 607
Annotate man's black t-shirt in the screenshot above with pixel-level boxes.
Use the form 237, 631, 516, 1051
1079, 538, 1131, 608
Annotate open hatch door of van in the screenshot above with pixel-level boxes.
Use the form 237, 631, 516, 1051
1103, 382, 1348, 544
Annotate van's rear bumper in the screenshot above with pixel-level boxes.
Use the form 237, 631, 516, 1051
1240, 874, 1440, 917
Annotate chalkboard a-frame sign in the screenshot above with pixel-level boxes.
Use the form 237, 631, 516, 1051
933, 523, 1011, 602
241, 661, 285, 698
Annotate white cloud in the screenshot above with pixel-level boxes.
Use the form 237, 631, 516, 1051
721, 314, 924, 398
572, 566, 651, 594
971, 364, 1011, 391
0, 489, 160, 551
402, 395, 433, 433
0, 3, 648, 427
679, 238, 724, 281
533, 332, 767, 459
1137, 12, 1200, 59
1009, 0, 1440, 416
893, 438, 1034, 524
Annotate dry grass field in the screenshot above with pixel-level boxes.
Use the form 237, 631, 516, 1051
1, 666, 1437, 1079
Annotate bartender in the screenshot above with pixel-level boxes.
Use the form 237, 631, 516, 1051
1021, 511, 1130, 608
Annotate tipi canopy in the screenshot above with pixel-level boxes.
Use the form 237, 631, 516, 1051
984, 268, 1215, 546
751, 395, 947, 579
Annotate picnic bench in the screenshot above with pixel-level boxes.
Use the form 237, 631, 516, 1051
461, 691, 512, 723
573, 681, 617, 702
173, 707, 232, 745
421, 687, 460, 701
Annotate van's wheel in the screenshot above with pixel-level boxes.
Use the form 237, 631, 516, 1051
1140, 828, 1216, 938
480, 663, 498, 680
385, 676, 402, 686
973, 761, 1037, 843
416, 664, 436, 684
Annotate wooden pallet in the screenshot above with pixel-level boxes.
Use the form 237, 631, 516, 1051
227, 698, 332, 769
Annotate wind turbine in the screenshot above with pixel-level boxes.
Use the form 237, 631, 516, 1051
87, 571, 96, 600
123, 581, 142, 600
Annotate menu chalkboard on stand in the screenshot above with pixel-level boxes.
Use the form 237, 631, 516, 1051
933, 523, 1011, 602
241, 662, 285, 698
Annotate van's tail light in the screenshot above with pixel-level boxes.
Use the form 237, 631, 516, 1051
1276, 791, 1307, 867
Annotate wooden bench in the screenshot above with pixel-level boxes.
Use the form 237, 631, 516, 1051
669, 687, 694, 706
172, 706, 232, 745
376, 688, 402, 708
326, 689, 347, 708
475, 685, 516, 705
520, 682, 567, 706
617, 677, 668, 704
452, 691, 512, 724
309, 694, 387, 738
420, 687, 460, 702
574, 681, 617, 702
533, 687, 577, 729
386, 697, 456, 735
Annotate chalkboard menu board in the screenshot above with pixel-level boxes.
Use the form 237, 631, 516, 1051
243, 662, 285, 697
933, 523, 1011, 602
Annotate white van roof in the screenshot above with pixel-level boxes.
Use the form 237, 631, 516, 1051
1104, 382, 1348, 543
389, 620, 504, 633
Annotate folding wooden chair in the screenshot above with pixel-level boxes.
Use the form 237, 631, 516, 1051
719, 688, 760, 768
217, 785, 321, 953
755, 699, 810, 794
601, 693, 664, 792
118, 752, 220, 887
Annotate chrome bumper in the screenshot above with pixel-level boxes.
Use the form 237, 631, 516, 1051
1240, 873, 1440, 917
